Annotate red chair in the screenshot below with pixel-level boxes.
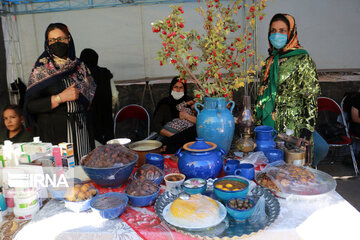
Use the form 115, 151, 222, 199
113, 104, 150, 139
318, 97, 359, 175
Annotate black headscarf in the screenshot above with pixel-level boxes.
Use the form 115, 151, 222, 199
154, 76, 189, 119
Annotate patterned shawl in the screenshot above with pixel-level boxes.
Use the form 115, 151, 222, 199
24, 23, 96, 126
256, 14, 308, 128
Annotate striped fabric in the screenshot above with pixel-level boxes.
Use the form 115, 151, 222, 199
64, 79, 91, 164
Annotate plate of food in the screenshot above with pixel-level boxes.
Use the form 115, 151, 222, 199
255, 165, 336, 198
155, 186, 280, 239
162, 194, 227, 230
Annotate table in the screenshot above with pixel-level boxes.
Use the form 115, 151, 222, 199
6, 157, 360, 240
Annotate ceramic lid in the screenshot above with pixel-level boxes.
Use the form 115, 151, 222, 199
183, 138, 217, 152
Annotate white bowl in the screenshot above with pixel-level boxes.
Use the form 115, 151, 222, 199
106, 138, 131, 146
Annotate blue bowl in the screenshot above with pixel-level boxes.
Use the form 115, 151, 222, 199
213, 176, 249, 201
125, 187, 160, 207
226, 197, 255, 222
134, 169, 165, 186
264, 149, 284, 163
182, 178, 207, 195
80, 155, 138, 187
63, 189, 99, 212
90, 192, 128, 219
145, 153, 164, 170
48, 178, 82, 200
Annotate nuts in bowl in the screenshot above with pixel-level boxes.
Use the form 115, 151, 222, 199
63, 183, 98, 212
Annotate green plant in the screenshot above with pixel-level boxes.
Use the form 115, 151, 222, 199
152, 0, 269, 101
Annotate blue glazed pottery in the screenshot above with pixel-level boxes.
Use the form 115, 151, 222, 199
182, 178, 207, 195
80, 156, 137, 188
213, 176, 249, 201
175, 138, 225, 179
90, 192, 128, 219
195, 97, 235, 153
254, 125, 277, 151
234, 163, 255, 180
224, 159, 240, 176
125, 187, 160, 207
264, 149, 284, 163
226, 197, 255, 222
145, 153, 165, 170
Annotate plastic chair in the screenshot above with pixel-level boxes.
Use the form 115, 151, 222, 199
113, 104, 150, 140
318, 97, 359, 175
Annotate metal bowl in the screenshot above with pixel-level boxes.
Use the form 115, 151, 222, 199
128, 140, 163, 167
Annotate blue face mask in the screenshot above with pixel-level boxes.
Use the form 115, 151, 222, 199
269, 33, 288, 49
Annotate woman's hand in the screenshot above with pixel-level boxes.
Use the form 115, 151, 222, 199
59, 83, 79, 102
179, 110, 197, 124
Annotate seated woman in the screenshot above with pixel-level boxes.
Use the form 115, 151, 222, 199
160, 100, 196, 137
152, 76, 197, 153
0, 104, 33, 143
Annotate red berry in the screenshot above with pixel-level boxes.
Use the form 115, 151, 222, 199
160, 61, 163, 66
246, 16, 250, 20
238, 5, 242, 9
162, 31, 167, 35
260, 16, 264, 21
166, 20, 170, 24
242, 58, 245, 62
168, 24, 171, 27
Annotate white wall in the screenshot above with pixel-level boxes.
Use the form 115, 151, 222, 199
14, 0, 360, 84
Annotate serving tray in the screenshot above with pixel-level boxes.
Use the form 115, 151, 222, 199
255, 168, 337, 199
154, 186, 280, 239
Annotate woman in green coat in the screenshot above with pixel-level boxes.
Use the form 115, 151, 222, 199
255, 13, 327, 166
255, 13, 320, 140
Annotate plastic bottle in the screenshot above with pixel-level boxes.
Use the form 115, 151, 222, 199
3, 140, 17, 167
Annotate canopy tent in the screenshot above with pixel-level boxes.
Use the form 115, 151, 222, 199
0, 0, 198, 15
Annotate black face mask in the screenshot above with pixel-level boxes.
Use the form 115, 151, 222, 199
49, 42, 69, 58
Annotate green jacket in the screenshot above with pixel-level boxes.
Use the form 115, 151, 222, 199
255, 53, 321, 138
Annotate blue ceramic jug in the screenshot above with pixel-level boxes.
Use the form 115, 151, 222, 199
175, 138, 225, 179
195, 97, 235, 153
254, 125, 277, 151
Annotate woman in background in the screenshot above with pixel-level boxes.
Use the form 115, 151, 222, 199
24, 23, 96, 164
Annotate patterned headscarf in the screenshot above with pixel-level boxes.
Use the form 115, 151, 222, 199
26, 23, 96, 103
256, 14, 308, 127
24, 23, 96, 127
